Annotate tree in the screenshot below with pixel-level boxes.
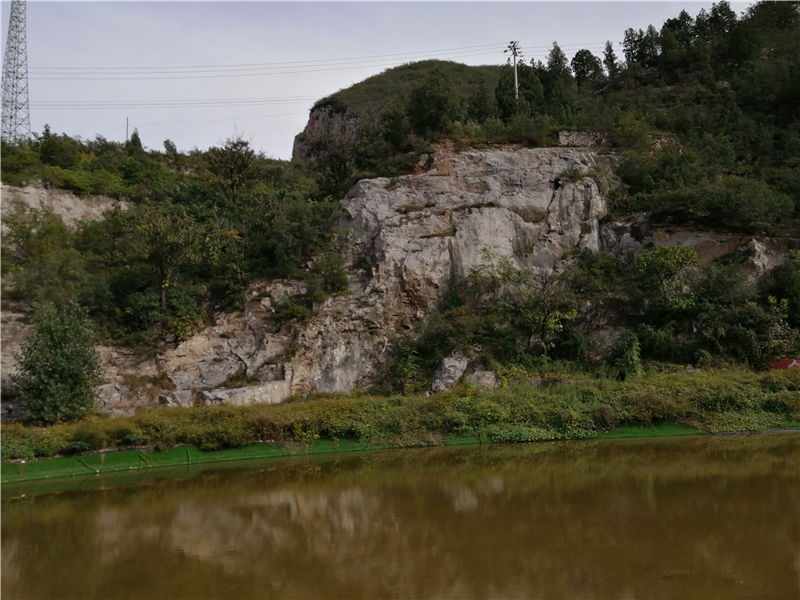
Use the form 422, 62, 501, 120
633, 245, 700, 313
406, 67, 464, 135
125, 200, 202, 311
205, 136, 261, 212
125, 128, 144, 156
38, 124, 80, 169
543, 42, 577, 119
12, 302, 102, 425
603, 41, 620, 78
571, 49, 604, 89
495, 63, 544, 120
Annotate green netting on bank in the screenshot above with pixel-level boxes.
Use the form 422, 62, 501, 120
1, 439, 388, 484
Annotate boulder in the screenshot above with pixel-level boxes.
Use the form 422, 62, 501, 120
431, 353, 469, 393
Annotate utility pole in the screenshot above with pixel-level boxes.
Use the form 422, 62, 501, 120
2, 0, 31, 144
504, 41, 522, 105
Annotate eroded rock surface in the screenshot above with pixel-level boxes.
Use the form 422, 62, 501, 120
1, 183, 131, 229
4, 146, 794, 418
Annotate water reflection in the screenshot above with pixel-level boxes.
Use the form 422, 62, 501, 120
3, 433, 799, 599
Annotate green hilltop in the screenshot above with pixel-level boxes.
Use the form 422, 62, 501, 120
313, 60, 504, 115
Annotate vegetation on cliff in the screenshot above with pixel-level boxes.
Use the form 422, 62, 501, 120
1, 1, 799, 429
311, 1, 800, 236
2, 135, 347, 348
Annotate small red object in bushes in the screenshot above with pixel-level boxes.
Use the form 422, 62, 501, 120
769, 359, 800, 369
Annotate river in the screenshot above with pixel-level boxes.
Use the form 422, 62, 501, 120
2, 433, 798, 599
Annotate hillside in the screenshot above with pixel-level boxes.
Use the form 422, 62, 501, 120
313, 60, 503, 115
1, 1, 799, 427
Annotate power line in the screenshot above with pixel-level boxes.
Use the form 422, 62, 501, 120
28, 41, 612, 81
31, 95, 319, 109
30, 42, 508, 72
29, 50, 505, 81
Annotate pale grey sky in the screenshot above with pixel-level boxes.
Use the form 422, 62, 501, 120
3, 1, 750, 159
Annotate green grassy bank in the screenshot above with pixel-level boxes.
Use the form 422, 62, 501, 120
3, 368, 799, 485
0, 423, 706, 487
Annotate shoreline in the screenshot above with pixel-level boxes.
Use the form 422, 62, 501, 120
4, 424, 799, 490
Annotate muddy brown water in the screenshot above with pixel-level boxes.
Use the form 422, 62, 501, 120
2, 433, 799, 599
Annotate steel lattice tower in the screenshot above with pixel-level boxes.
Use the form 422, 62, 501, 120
2, 0, 31, 143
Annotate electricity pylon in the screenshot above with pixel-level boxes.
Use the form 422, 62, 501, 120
504, 41, 522, 105
2, 0, 31, 144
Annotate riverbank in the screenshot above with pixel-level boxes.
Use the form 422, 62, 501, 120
3, 368, 798, 484
1, 422, 711, 486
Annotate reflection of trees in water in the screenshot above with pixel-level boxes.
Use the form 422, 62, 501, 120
2, 434, 798, 599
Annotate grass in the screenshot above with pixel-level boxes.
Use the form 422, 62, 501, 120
598, 422, 704, 439
314, 60, 503, 115
3, 367, 798, 483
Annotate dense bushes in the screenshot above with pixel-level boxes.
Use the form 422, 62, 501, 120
391, 246, 799, 390
2, 368, 798, 460
2, 136, 344, 347
11, 302, 102, 426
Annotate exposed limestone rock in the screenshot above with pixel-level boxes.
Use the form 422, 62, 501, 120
1, 312, 28, 392
197, 379, 291, 407
558, 131, 609, 148
1, 183, 131, 229
5, 145, 794, 419
605, 221, 796, 278
292, 106, 361, 161
463, 370, 499, 390
288, 146, 617, 395
98, 281, 304, 415
431, 352, 469, 393
0, 146, 619, 417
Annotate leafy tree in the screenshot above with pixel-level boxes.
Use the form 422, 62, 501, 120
495, 63, 545, 120
633, 245, 700, 314
466, 84, 499, 123
0, 139, 39, 185
38, 124, 81, 169
543, 42, 577, 119
1, 204, 87, 306
571, 49, 604, 89
406, 67, 464, 134
12, 302, 102, 425
125, 128, 145, 156
205, 136, 260, 212
125, 200, 203, 311
466, 250, 576, 357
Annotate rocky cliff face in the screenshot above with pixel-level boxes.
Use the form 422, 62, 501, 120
1, 183, 132, 229
1, 147, 793, 419
109, 145, 618, 413
1, 185, 132, 420
292, 106, 361, 161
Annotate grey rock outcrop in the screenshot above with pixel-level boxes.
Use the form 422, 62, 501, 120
558, 131, 609, 148
463, 370, 499, 391
1, 183, 131, 229
1, 146, 619, 417
292, 106, 361, 161
93, 145, 617, 412
431, 353, 469, 393
11, 143, 794, 418
286, 146, 616, 396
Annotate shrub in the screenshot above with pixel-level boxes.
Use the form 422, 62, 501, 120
12, 302, 102, 425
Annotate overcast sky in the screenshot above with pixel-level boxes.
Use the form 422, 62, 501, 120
3, 1, 750, 159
